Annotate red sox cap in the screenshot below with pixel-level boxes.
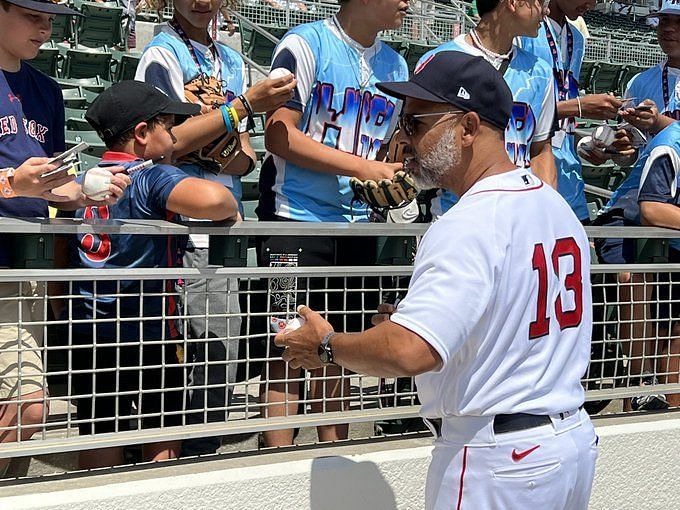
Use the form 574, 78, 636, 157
376, 50, 513, 131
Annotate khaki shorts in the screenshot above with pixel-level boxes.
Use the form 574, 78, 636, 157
0, 281, 46, 400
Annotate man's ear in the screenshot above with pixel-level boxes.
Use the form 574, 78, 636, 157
460, 112, 481, 147
133, 121, 149, 146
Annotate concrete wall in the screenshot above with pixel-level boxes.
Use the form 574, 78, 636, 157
1, 413, 678, 510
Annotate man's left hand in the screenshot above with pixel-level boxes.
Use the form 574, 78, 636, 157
274, 305, 334, 370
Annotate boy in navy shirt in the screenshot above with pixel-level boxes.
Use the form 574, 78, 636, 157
68, 81, 239, 469
0, 0, 130, 476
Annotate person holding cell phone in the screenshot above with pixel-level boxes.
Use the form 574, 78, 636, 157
0, 0, 130, 477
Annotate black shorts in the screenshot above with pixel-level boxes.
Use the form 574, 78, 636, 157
252, 221, 381, 355
72, 325, 184, 435
594, 216, 637, 265
653, 248, 680, 326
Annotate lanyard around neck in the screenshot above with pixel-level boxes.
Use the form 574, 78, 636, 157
543, 20, 574, 101
168, 17, 217, 77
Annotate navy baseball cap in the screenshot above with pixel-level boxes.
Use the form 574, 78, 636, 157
377, 51, 513, 131
3, 0, 81, 16
86, 80, 200, 142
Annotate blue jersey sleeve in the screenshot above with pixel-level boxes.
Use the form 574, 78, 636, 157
138, 164, 190, 215
639, 154, 676, 204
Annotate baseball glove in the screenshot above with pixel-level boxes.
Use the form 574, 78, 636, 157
181, 75, 242, 175
350, 170, 418, 210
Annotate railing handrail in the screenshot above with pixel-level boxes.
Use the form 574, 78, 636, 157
0, 218, 679, 239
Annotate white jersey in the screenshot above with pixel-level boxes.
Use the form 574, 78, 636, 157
391, 169, 592, 418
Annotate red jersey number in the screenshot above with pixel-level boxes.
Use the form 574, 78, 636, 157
529, 237, 583, 340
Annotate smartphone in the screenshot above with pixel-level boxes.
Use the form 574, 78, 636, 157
46, 142, 89, 166
634, 105, 653, 112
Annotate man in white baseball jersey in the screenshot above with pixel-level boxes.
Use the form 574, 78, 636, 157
275, 51, 597, 510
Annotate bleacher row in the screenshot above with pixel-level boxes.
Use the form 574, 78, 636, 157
584, 8, 657, 43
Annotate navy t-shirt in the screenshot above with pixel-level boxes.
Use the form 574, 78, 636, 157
0, 64, 65, 265
69, 152, 190, 342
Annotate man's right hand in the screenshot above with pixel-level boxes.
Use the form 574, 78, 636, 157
579, 94, 623, 120
9, 157, 76, 201
243, 73, 297, 113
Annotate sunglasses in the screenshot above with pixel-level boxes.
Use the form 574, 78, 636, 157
399, 110, 465, 137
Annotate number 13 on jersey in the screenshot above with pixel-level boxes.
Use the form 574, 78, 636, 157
529, 237, 583, 340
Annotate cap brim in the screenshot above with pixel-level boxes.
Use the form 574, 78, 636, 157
5, 0, 82, 16
376, 81, 448, 104
161, 101, 201, 124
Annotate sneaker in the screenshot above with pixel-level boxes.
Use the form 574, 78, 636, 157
630, 374, 669, 411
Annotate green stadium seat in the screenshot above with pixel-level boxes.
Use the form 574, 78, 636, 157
62, 47, 113, 79
114, 52, 141, 82
242, 200, 258, 221
56, 77, 106, 93
619, 64, 645, 94
579, 60, 597, 93
50, 14, 74, 43
381, 38, 407, 56
581, 163, 617, 190
29, 45, 60, 77
66, 117, 94, 131
75, 2, 124, 48
80, 88, 100, 105
243, 26, 286, 67
64, 106, 87, 120
61, 88, 88, 109
78, 153, 102, 173
591, 62, 623, 95
65, 130, 106, 157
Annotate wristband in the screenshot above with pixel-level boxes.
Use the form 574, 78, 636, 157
220, 104, 234, 133
576, 96, 583, 118
238, 94, 256, 131
0, 167, 17, 198
226, 104, 239, 132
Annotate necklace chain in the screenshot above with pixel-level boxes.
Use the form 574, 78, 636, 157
469, 29, 512, 70
331, 15, 374, 91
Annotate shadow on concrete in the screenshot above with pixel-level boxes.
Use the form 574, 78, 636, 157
310, 456, 397, 510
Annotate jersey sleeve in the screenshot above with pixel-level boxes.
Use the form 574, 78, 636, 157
534, 71, 556, 142
638, 150, 678, 204
390, 216, 497, 368
270, 33, 317, 112
140, 164, 192, 215
135, 46, 186, 101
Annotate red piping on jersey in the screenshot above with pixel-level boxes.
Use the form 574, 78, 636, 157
469, 181, 544, 196
101, 151, 140, 162
457, 446, 468, 510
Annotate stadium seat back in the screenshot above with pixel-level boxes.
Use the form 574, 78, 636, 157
61, 88, 88, 109
30, 46, 60, 77
63, 48, 113, 80
591, 62, 623, 95
116, 53, 142, 82
76, 2, 125, 48
50, 15, 74, 43
66, 130, 107, 157
579, 60, 597, 93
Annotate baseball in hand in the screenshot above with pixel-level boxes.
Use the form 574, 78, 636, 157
82, 166, 113, 201
269, 67, 293, 80
284, 316, 306, 333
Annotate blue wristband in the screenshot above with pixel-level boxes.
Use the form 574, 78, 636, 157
220, 104, 234, 133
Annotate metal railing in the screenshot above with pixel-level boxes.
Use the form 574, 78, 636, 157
0, 221, 678, 465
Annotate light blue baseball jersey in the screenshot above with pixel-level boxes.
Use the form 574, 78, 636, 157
418, 35, 556, 217
136, 25, 247, 204
625, 61, 680, 120
520, 19, 589, 221
603, 122, 680, 228
258, 18, 409, 222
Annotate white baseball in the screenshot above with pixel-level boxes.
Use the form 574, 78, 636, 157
284, 316, 306, 332
269, 67, 293, 80
82, 166, 113, 201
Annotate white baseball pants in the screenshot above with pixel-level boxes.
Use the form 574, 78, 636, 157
425, 408, 598, 510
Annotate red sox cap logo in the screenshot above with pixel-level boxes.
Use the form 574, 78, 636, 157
414, 54, 435, 75
7, 93, 20, 104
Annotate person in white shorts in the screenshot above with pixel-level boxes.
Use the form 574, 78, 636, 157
275, 51, 598, 510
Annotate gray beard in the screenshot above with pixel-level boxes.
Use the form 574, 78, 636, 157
412, 128, 460, 190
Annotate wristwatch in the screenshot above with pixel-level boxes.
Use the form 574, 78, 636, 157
318, 331, 336, 365
0, 167, 16, 198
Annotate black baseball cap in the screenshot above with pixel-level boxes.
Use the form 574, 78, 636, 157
3, 0, 82, 16
377, 51, 513, 131
86, 80, 200, 142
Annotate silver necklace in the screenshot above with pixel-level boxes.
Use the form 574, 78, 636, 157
469, 28, 512, 71
331, 15, 374, 91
